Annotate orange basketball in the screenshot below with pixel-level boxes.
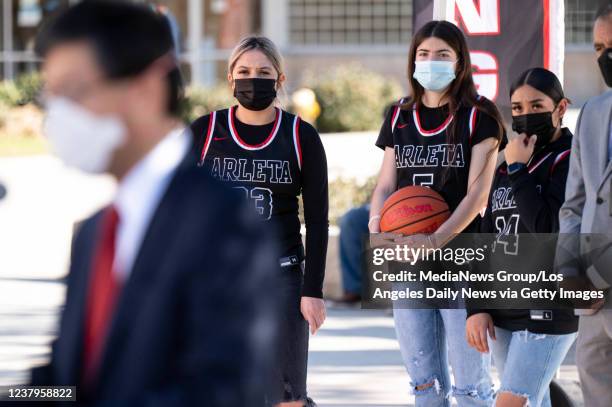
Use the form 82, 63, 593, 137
380, 186, 450, 235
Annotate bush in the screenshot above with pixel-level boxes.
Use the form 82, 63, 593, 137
0, 101, 8, 129
0, 72, 43, 107
298, 175, 377, 226
328, 176, 377, 225
182, 84, 234, 123
303, 64, 404, 133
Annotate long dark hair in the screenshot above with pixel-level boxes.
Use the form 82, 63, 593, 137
402, 20, 504, 151
401, 20, 504, 188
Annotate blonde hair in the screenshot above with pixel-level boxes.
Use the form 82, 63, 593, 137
228, 35, 284, 79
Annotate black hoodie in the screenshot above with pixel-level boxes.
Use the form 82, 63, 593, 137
468, 127, 579, 334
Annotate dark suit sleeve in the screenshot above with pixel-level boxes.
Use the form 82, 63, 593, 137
509, 156, 570, 233
118, 186, 277, 407
181, 200, 278, 406
100, 190, 278, 407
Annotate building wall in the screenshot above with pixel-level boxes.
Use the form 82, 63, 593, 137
265, 0, 607, 107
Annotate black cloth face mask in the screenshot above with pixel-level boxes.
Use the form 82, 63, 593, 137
598, 47, 612, 88
233, 78, 277, 111
511, 110, 558, 148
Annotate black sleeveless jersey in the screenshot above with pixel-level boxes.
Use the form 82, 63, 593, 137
197, 106, 303, 251
377, 97, 502, 232
485, 128, 573, 236
471, 128, 577, 335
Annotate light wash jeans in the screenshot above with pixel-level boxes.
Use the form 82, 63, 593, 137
393, 308, 495, 407
491, 328, 577, 407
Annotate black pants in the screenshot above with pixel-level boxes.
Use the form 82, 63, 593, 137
269, 264, 309, 404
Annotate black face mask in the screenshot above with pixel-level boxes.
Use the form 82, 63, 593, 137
233, 78, 277, 111
598, 48, 612, 88
512, 111, 558, 147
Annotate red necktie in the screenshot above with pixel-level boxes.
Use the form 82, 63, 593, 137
82, 206, 121, 387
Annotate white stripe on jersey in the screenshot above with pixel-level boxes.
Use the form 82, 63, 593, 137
468, 95, 483, 141
391, 98, 405, 133
528, 152, 553, 173
468, 106, 477, 138
292, 116, 302, 170
553, 149, 571, 166
227, 105, 283, 151
199, 110, 217, 163
412, 103, 454, 137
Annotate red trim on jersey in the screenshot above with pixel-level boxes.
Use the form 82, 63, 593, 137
549, 149, 570, 175
199, 111, 217, 163
543, 0, 550, 69
391, 98, 404, 132
528, 152, 553, 173
293, 116, 303, 169
469, 107, 478, 144
228, 105, 281, 150
413, 104, 454, 137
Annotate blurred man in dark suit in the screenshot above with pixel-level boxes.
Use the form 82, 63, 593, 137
15, 1, 278, 406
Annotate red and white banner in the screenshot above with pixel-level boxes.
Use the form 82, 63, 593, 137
413, 0, 565, 110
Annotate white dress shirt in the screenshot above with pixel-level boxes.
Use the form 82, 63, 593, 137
113, 126, 191, 280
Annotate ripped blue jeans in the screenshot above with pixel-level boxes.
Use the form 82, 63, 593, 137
491, 328, 577, 407
393, 308, 494, 407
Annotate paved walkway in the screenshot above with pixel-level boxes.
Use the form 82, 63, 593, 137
308, 308, 583, 406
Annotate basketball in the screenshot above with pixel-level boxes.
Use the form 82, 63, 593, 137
379, 186, 450, 235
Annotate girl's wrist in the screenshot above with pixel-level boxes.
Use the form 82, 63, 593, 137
368, 215, 381, 228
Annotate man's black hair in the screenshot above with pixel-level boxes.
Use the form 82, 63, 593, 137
36, 0, 184, 117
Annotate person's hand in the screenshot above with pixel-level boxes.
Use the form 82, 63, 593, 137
369, 232, 401, 249
301, 297, 326, 335
394, 233, 436, 250
505, 133, 536, 165
589, 296, 606, 312
466, 313, 496, 353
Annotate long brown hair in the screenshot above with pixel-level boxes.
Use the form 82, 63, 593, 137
403, 21, 504, 160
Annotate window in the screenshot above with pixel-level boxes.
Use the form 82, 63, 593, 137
565, 0, 599, 45
289, 0, 412, 45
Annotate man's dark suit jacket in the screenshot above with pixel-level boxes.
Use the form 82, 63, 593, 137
26, 147, 278, 406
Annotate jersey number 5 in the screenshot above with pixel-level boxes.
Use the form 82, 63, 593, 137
413, 173, 434, 187
234, 186, 274, 220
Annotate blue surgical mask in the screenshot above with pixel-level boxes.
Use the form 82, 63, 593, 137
413, 60, 456, 91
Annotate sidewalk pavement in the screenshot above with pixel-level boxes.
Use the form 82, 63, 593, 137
309, 308, 583, 406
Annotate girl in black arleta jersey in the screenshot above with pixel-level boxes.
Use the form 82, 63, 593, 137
369, 21, 505, 407
190, 36, 328, 407
466, 68, 578, 407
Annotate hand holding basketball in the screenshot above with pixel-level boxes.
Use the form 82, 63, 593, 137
369, 232, 401, 249
380, 186, 450, 235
